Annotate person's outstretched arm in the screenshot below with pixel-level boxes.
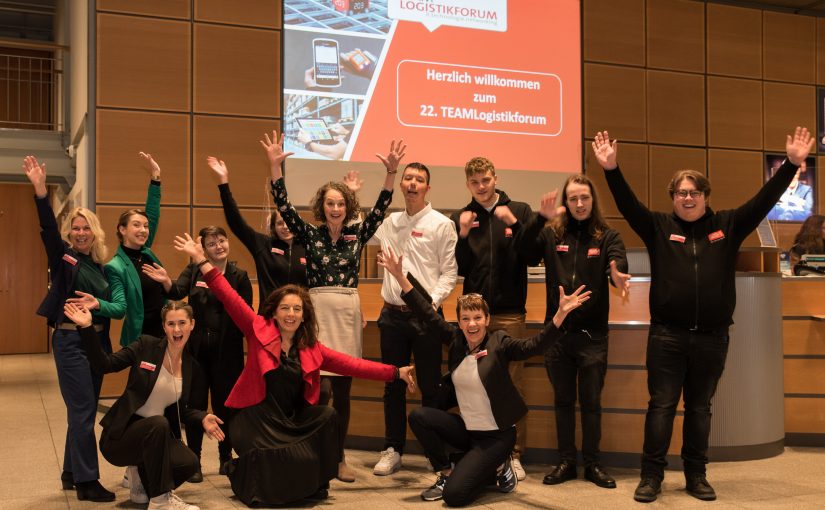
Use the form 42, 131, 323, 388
139, 152, 162, 249
65, 302, 140, 374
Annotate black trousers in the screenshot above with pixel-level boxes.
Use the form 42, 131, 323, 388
641, 324, 729, 480
100, 415, 199, 498
184, 330, 240, 461
545, 329, 608, 467
377, 305, 443, 454
408, 407, 515, 507
318, 375, 352, 457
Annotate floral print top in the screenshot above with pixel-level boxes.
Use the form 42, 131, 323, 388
271, 177, 393, 288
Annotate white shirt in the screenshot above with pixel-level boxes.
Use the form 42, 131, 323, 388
373, 203, 458, 307
136, 365, 182, 418
452, 353, 498, 431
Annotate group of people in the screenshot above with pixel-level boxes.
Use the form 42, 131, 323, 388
25, 124, 815, 508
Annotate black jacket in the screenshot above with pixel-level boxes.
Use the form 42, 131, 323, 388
79, 326, 207, 441
450, 190, 533, 314
401, 286, 563, 429
518, 215, 627, 332
604, 159, 799, 331
218, 183, 307, 308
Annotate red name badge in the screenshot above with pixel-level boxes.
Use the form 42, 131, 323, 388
139, 361, 156, 372
669, 234, 686, 243
474, 349, 488, 359
471, 221, 480, 228
411, 230, 424, 238
587, 248, 601, 257
708, 230, 725, 243
62, 254, 78, 265
343, 234, 357, 242
556, 245, 569, 252
271, 247, 284, 255
195, 281, 208, 288
299, 257, 307, 265
504, 227, 513, 238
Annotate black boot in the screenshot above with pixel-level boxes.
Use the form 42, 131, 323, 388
542, 460, 577, 485
188, 463, 204, 483
219, 455, 233, 476
75, 480, 115, 502
686, 474, 716, 501
61, 471, 74, 490
584, 464, 616, 489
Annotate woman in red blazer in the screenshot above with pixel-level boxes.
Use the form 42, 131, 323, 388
173, 233, 415, 506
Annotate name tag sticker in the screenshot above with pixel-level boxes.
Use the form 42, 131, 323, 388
299, 257, 307, 265
343, 234, 357, 242
62, 254, 78, 265
195, 281, 208, 288
471, 221, 480, 228
411, 230, 424, 238
139, 361, 156, 372
474, 349, 488, 359
669, 234, 686, 243
504, 227, 513, 238
271, 247, 284, 255
556, 245, 569, 252
587, 248, 600, 257
708, 230, 725, 243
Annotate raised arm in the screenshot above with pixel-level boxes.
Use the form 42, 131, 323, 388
516, 190, 566, 266
139, 152, 162, 249
261, 129, 294, 184
24, 156, 64, 270
64, 302, 138, 373
209, 156, 268, 253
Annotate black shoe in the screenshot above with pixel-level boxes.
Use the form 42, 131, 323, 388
219, 456, 232, 476
542, 461, 577, 485
306, 485, 329, 501
686, 474, 716, 501
496, 456, 518, 493
584, 464, 616, 489
421, 473, 448, 501
633, 477, 662, 503
188, 465, 203, 483
75, 480, 115, 502
61, 471, 74, 490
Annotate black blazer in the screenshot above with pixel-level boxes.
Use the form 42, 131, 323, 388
79, 326, 207, 440
401, 287, 564, 430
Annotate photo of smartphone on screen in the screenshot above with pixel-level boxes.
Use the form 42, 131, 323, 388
313, 38, 341, 88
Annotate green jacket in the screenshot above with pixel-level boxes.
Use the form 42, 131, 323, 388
104, 180, 162, 346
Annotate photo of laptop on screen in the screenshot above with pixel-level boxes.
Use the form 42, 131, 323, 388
297, 118, 335, 143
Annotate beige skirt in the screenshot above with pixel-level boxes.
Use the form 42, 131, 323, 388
309, 287, 362, 376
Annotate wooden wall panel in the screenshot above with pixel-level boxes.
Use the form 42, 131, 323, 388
784, 397, 825, 434
646, 0, 704, 73
646, 70, 705, 146
817, 19, 825, 85
97, 0, 191, 19
586, 142, 648, 218
707, 149, 764, 212
763, 82, 816, 153
96, 110, 190, 205
192, 116, 278, 206
191, 208, 257, 283
707, 77, 763, 150
785, 359, 825, 394
606, 218, 644, 250
193, 23, 280, 117
783, 320, 825, 356
819, 156, 825, 214
649, 145, 707, 212
707, 4, 762, 79
195, 0, 281, 29
782, 279, 825, 316
583, 0, 645, 66
606, 328, 648, 366
763, 11, 816, 84
584, 64, 646, 142
97, 14, 191, 111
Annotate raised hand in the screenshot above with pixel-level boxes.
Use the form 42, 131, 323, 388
342, 170, 364, 193
552, 285, 592, 328
786, 126, 815, 166
458, 210, 477, 238
493, 205, 517, 226
206, 156, 229, 185
63, 302, 93, 328
139, 152, 161, 180
202, 414, 225, 441
538, 189, 566, 220
22, 155, 48, 197
260, 130, 294, 169
376, 139, 407, 173
376, 244, 404, 280
609, 260, 632, 298
399, 365, 417, 394
142, 263, 172, 292
65, 290, 100, 311
592, 131, 618, 170
174, 233, 206, 261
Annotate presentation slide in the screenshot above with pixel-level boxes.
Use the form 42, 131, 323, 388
283, 0, 581, 173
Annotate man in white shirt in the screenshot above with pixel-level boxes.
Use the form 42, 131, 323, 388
372, 162, 458, 475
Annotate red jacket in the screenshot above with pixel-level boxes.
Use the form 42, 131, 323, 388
203, 267, 395, 409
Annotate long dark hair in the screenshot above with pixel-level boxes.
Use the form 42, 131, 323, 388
552, 174, 610, 241
260, 285, 318, 349
792, 214, 825, 255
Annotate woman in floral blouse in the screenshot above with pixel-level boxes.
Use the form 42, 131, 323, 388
262, 130, 404, 482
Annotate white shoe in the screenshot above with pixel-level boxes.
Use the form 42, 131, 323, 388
147, 491, 200, 510
127, 465, 149, 504
512, 458, 526, 481
373, 447, 402, 475
121, 467, 130, 488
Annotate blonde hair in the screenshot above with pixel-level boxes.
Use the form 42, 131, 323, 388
60, 207, 108, 263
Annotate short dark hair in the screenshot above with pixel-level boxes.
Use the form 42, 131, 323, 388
260, 285, 319, 349
198, 226, 228, 249
403, 162, 430, 184
456, 293, 489, 318
116, 209, 149, 243
161, 300, 194, 322
668, 170, 711, 199
310, 181, 360, 223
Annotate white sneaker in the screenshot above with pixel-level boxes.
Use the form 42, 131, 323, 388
121, 467, 130, 488
148, 491, 200, 510
127, 465, 149, 504
373, 447, 402, 475
512, 458, 526, 481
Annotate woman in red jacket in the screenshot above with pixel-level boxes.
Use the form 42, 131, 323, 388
173, 233, 415, 506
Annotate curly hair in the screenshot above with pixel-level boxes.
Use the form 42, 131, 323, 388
260, 285, 319, 349
310, 181, 360, 224
464, 156, 496, 178
60, 207, 108, 263
551, 174, 610, 242
792, 214, 825, 255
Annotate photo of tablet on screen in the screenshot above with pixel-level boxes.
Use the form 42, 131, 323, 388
297, 118, 334, 141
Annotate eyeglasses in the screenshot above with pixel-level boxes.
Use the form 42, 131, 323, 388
674, 190, 704, 199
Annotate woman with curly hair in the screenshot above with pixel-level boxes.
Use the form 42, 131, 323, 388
790, 214, 825, 265
263, 130, 403, 481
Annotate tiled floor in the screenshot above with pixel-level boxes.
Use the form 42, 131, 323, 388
2, 353, 824, 509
